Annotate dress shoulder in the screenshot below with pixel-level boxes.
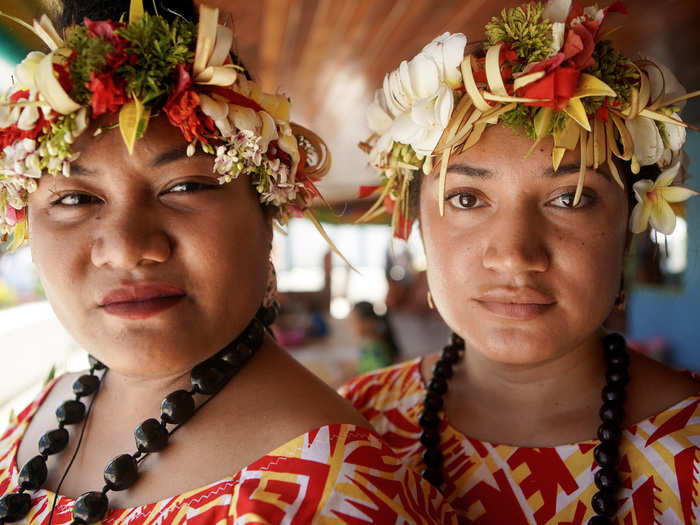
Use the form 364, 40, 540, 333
339, 358, 423, 411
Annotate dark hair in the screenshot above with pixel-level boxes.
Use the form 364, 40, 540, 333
57, 0, 197, 30
353, 301, 400, 362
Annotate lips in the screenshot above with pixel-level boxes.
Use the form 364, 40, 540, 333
99, 283, 186, 320
474, 287, 556, 321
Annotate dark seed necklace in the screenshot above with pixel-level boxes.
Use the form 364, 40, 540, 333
0, 303, 279, 525
418, 332, 630, 525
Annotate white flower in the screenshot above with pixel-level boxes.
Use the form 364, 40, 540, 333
15, 52, 45, 91
625, 116, 665, 167
583, 5, 605, 22
629, 162, 698, 235
367, 89, 393, 135
550, 22, 566, 54
420, 32, 467, 89
390, 84, 453, 156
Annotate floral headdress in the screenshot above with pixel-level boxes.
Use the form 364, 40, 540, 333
359, 0, 699, 239
0, 0, 332, 252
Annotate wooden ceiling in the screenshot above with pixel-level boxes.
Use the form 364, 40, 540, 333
3, 0, 700, 201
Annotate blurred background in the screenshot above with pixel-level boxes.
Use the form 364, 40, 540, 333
1, 0, 699, 422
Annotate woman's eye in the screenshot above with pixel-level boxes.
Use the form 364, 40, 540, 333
446, 192, 484, 210
549, 192, 595, 209
51, 193, 100, 206
166, 181, 216, 194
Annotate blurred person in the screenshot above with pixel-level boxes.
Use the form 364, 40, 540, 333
350, 301, 399, 373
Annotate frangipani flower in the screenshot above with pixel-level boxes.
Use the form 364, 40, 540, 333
629, 162, 698, 235
420, 32, 468, 89
391, 84, 453, 156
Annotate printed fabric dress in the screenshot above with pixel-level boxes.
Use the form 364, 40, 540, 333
0, 377, 457, 524
340, 358, 700, 525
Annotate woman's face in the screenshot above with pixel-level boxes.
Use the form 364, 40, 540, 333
28, 116, 272, 377
420, 125, 629, 364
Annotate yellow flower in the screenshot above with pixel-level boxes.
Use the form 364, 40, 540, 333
629, 162, 698, 235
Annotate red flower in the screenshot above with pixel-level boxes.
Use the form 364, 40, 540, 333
6, 206, 26, 226
163, 65, 215, 143
562, 23, 596, 70
519, 66, 580, 110
88, 72, 127, 117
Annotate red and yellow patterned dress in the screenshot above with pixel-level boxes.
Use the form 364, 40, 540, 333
340, 358, 700, 524
0, 378, 457, 524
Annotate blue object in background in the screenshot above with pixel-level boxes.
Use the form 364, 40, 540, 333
627, 132, 700, 371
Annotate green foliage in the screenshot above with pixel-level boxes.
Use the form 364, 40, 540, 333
485, 3, 553, 63
65, 26, 113, 105
499, 105, 568, 139
116, 14, 196, 104
583, 40, 639, 114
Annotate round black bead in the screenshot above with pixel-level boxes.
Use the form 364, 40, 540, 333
450, 332, 464, 347
257, 304, 278, 326
587, 516, 613, 525
606, 350, 630, 369
38, 428, 70, 455
418, 410, 439, 428
422, 447, 443, 468
605, 366, 630, 386
428, 376, 448, 396
594, 442, 619, 468
88, 355, 106, 371
72, 491, 109, 523
0, 492, 32, 522
422, 468, 443, 487
601, 384, 626, 404
419, 428, 441, 447
423, 392, 444, 412
594, 467, 620, 491
591, 490, 618, 517
160, 390, 195, 425
432, 361, 453, 380
441, 346, 461, 365
18, 454, 48, 490
104, 454, 139, 491
597, 421, 622, 443
73, 374, 101, 398
134, 418, 169, 453
56, 399, 86, 425
190, 363, 227, 395
243, 319, 265, 348
599, 401, 625, 424
220, 342, 254, 369
603, 333, 626, 354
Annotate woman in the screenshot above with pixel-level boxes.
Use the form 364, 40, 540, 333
350, 301, 399, 374
342, 1, 700, 523
0, 1, 457, 523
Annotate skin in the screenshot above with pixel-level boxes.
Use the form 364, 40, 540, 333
418, 124, 698, 446
17, 115, 366, 507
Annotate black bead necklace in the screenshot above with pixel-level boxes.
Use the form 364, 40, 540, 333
0, 304, 279, 525
418, 332, 630, 525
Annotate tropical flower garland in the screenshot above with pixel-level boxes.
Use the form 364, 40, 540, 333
0, 0, 331, 252
359, 0, 699, 239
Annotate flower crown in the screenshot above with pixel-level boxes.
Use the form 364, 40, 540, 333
0, 0, 332, 252
359, 0, 699, 239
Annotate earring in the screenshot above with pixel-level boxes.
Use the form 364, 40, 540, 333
614, 275, 627, 311
263, 261, 278, 308
427, 291, 435, 310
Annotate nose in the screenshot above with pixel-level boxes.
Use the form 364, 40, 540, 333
481, 203, 549, 276
91, 204, 171, 270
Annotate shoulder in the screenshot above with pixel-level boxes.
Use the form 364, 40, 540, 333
237, 423, 457, 524
339, 358, 424, 409
626, 350, 700, 434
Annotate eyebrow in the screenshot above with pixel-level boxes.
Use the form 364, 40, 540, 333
69, 145, 212, 176
446, 162, 611, 181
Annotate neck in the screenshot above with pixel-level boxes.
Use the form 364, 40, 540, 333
451, 329, 607, 421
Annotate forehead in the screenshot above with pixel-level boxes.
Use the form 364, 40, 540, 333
69, 115, 214, 176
